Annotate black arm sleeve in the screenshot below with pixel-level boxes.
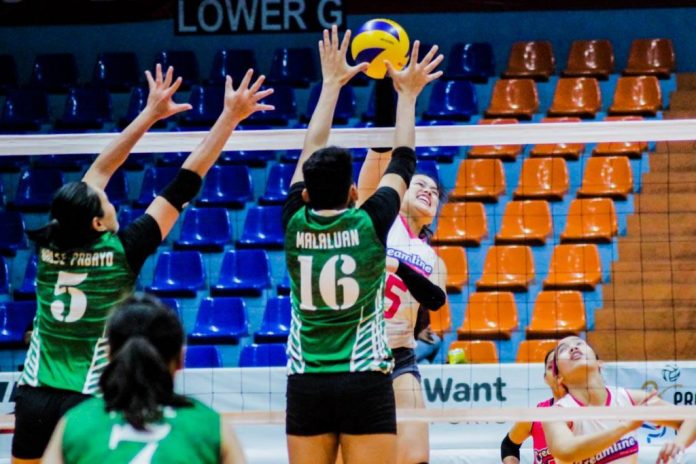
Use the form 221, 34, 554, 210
119, 214, 162, 275
360, 187, 401, 246
282, 182, 306, 230
395, 262, 446, 310
501, 434, 522, 461
384, 146, 417, 187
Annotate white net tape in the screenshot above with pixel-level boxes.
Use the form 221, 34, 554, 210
0, 119, 695, 155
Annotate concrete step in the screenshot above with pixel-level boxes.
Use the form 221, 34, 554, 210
634, 193, 696, 213
604, 282, 696, 302
610, 269, 696, 284
594, 307, 696, 330
677, 73, 696, 90
588, 329, 696, 361
626, 213, 696, 237
642, 172, 696, 193
667, 91, 696, 110
617, 240, 696, 261
603, 297, 696, 311
649, 153, 696, 173
654, 140, 696, 153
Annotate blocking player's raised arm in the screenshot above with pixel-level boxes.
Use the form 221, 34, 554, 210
375, 41, 444, 203
289, 25, 368, 186
83, 64, 192, 191
144, 70, 274, 241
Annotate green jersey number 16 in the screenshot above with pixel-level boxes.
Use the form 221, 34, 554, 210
297, 254, 360, 310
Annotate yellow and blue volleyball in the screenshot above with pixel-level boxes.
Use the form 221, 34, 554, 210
351, 18, 410, 79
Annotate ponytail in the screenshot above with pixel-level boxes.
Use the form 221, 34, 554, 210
26, 218, 61, 247
100, 335, 189, 430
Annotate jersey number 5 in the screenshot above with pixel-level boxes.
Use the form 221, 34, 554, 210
384, 274, 408, 319
50, 271, 89, 323
298, 255, 360, 310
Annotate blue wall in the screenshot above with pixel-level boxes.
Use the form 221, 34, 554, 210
1, 8, 695, 82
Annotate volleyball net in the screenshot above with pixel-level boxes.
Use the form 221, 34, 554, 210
1, 119, 696, 461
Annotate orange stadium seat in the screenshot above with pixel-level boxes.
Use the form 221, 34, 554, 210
449, 340, 499, 364
577, 156, 633, 199
543, 244, 602, 290
485, 79, 539, 120
563, 39, 615, 80
467, 118, 523, 161
547, 77, 601, 118
432, 202, 488, 246
530, 117, 585, 160
450, 158, 506, 202
514, 157, 569, 201
624, 38, 675, 78
608, 76, 662, 116
503, 41, 555, 81
477, 245, 535, 291
430, 298, 452, 335
458, 291, 518, 339
434, 246, 468, 292
526, 290, 586, 337
561, 198, 618, 243
516, 339, 558, 363
593, 116, 648, 158
495, 200, 552, 245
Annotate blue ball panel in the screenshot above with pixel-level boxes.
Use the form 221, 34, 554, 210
357, 20, 400, 41
355, 47, 385, 64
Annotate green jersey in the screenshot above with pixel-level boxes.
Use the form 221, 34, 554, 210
62, 397, 221, 464
285, 207, 393, 374
20, 233, 137, 394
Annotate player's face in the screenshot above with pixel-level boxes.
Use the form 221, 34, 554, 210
554, 336, 598, 377
94, 187, 119, 233
404, 175, 440, 219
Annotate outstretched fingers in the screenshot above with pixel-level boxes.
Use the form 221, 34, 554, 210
249, 74, 266, 94
163, 66, 174, 88
155, 63, 163, 83
339, 28, 352, 55
409, 40, 421, 67
331, 24, 339, 50
419, 44, 440, 67
238, 68, 254, 91
424, 53, 445, 74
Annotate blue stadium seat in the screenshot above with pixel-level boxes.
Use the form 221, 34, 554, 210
156, 152, 188, 167
103, 169, 129, 207
196, 164, 253, 209
135, 166, 178, 207
185, 345, 222, 368
146, 250, 206, 297
0, 156, 27, 172
174, 207, 231, 252
0, 211, 26, 257
219, 149, 276, 167
180, 84, 224, 127
254, 296, 291, 343
13, 169, 64, 211
208, 49, 257, 84
281, 150, 301, 163
13, 255, 36, 301
423, 79, 477, 121
416, 160, 441, 184
0, 54, 18, 92
212, 249, 271, 296
33, 154, 92, 171
239, 343, 287, 367
0, 301, 36, 347
446, 42, 495, 82
30, 53, 79, 92
159, 297, 182, 319
246, 84, 296, 126
277, 272, 290, 295
120, 86, 168, 130
415, 120, 459, 162
237, 206, 284, 248
305, 82, 356, 124
56, 87, 113, 130
0, 256, 8, 295
117, 206, 146, 229
269, 47, 317, 87
188, 297, 248, 344
154, 50, 199, 89
260, 163, 295, 205
92, 52, 140, 91
0, 89, 50, 132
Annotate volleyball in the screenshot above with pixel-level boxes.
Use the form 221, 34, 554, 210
351, 18, 410, 79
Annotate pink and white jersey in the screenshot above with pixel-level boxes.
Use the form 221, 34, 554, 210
384, 215, 438, 349
555, 386, 638, 464
532, 398, 556, 464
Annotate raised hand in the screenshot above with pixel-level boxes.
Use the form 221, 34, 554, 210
144, 64, 192, 120
318, 24, 369, 87
386, 41, 444, 98
656, 442, 685, 464
223, 69, 275, 123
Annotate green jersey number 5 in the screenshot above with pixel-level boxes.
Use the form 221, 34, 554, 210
50, 271, 89, 323
298, 254, 360, 310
